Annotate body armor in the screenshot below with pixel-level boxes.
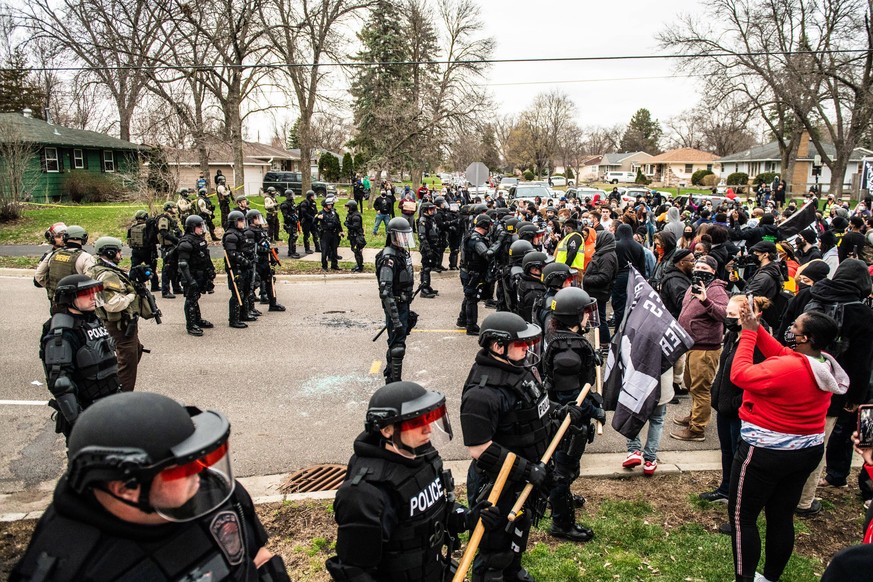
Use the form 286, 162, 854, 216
377, 246, 414, 299
46, 248, 83, 301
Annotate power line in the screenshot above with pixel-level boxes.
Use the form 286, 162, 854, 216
13, 48, 872, 73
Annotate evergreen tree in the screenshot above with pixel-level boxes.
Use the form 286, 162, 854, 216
287, 119, 301, 150
342, 152, 354, 180
620, 108, 662, 153
480, 124, 501, 171
0, 49, 46, 119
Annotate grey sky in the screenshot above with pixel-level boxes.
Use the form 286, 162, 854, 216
249, 0, 706, 142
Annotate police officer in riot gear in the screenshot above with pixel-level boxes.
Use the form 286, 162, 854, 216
516, 252, 549, 324
516, 223, 546, 251
461, 312, 590, 582
38, 274, 121, 441
264, 186, 281, 242
223, 210, 250, 329
242, 210, 262, 319
504, 239, 535, 314
157, 202, 182, 299
434, 195, 459, 270
533, 262, 576, 337
377, 218, 417, 383
215, 174, 234, 229
177, 215, 217, 336
542, 287, 606, 542
280, 189, 301, 258
196, 188, 220, 241
458, 214, 501, 335
34, 225, 96, 307
316, 196, 343, 271
11, 392, 290, 582
417, 202, 441, 298
299, 190, 320, 254
127, 210, 160, 292
344, 200, 366, 272
326, 382, 502, 581
250, 209, 285, 312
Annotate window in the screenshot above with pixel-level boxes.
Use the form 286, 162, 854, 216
706, 164, 713, 171
103, 150, 115, 173
44, 147, 59, 172
73, 149, 84, 169
684, 163, 693, 174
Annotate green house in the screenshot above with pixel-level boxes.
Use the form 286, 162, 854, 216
0, 111, 143, 202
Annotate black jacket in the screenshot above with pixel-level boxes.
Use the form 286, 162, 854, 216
615, 223, 646, 274
729, 222, 779, 247
583, 231, 618, 302
659, 263, 691, 319
711, 326, 768, 416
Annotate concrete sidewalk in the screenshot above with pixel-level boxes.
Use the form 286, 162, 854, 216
1, 450, 726, 522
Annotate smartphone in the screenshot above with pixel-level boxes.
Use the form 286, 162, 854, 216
858, 405, 873, 448
746, 293, 755, 313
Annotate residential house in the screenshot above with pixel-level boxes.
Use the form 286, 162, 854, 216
595, 151, 654, 178
648, 148, 720, 187
575, 155, 603, 182
0, 110, 142, 202
163, 139, 300, 196
718, 132, 873, 195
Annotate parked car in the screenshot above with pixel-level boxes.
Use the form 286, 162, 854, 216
549, 175, 576, 187
604, 171, 637, 184
674, 194, 735, 209
567, 187, 607, 205
509, 184, 556, 206
499, 176, 519, 190
262, 171, 337, 197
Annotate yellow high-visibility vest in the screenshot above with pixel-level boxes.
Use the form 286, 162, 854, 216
555, 232, 586, 270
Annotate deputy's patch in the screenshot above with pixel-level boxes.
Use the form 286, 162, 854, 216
209, 510, 244, 565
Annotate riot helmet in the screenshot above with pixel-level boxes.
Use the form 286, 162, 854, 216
478, 312, 542, 367
420, 202, 436, 214
235, 195, 249, 209
322, 196, 337, 207
163, 202, 177, 213
215, 175, 226, 185
522, 251, 550, 276
94, 236, 124, 258
179, 189, 190, 198
134, 210, 148, 221
306, 190, 316, 200
508, 239, 534, 265
345, 200, 358, 211
502, 216, 519, 233
44, 222, 67, 243
185, 214, 205, 233
67, 392, 233, 523
434, 196, 446, 208
245, 209, 263, 226
541, 262, 576, 289
63, 225, 88, 245
387, 217, 415, 249
227, 210, 245, 228
54, 273, 103, 310
284, 189, 294, 199
517, 223, 545, 245
550, 286, 597, 328
365, 381, 452, 457
473, 214, 492, 229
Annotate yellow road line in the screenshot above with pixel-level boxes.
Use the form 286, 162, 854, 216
369, 360, 382, 374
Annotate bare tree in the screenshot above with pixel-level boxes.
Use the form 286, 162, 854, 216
0, 118, 39, 218
660, 0, 873, 195
664, 90, 759, 156
518, 90, 577, 176
261, 0, 369, 195
583, 124, 623, 155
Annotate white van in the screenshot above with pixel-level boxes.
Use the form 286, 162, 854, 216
604, 171, 637, 184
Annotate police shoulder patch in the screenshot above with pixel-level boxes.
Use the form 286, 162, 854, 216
209, 510, 245, 565
383, 256, 394, 268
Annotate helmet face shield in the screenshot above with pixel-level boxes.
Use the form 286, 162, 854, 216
399, 404, 453, 449
152, 447, 234, 522
391, 230, 416, 249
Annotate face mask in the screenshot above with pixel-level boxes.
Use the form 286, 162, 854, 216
693, 251, 703, 259
724, 317, 741, 333
692, 270, 715, 286
783, 328, 797, 350
684, 232, 693, 239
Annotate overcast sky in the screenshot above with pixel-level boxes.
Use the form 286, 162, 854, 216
248, 0, 706, 142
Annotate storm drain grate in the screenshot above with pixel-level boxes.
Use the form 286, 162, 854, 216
281, 464, 347, 493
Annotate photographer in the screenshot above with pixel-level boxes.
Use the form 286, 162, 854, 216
88, 237, 158, 392
729, 241, 784, 327
672, 255, 729, 442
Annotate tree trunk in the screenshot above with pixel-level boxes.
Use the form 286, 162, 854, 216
828, 154, 849, 198
118, 103, 134, 142
411, 169, 423, 190
299, 117, 312, 196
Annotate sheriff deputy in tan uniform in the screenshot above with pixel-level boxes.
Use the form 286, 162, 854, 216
34, 225, 96, 309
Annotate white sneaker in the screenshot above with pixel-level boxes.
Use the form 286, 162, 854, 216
622, 450, 643, 469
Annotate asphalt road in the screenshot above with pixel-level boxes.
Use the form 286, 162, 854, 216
0, 268, 716, 499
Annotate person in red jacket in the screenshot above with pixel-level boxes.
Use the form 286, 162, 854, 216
728, 308, 849, 582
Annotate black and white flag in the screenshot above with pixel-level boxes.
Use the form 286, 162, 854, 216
602, 267, 694, 439
777, 200, 818, 239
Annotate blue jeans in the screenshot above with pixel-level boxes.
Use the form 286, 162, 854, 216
626, 404, 666, 462
372, 212, 390, 234
716, 412, 742, 496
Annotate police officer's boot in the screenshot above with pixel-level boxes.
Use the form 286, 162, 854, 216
229, 301, 248, 328
449, 249, 459, 270
184, 303, 203, 336
465, 301, 480, 336
195, 305, 213, 328
549, 487, 594, 543
420, 269, 437, 298
259, 292, 270, 304
314, 238, 321, 253
269, 293, 286, 312
387, 347, 404, 382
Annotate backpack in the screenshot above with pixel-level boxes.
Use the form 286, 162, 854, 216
860, 232, 873, 266
128, 222, 148, 249
803, 299, 863, 358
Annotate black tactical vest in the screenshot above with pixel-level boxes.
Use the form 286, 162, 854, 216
178, 233, 213, 282
377, 246, 414, 297
462, 231, 488, 272
347, 454, 452, 582
543, 331, 596, 399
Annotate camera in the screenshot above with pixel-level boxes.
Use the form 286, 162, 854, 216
128, 264, 153, 284
733, 254, 757, 268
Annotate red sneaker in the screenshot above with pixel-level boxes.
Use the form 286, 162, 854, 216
643, 460, 657, 476
622, 450, 643, 469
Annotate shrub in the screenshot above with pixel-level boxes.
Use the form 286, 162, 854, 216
691, 169, 714, 185
64, 171, 122, 203
755, 171, 778, 185
701, 173, 720, 187
635, 168, 651, 185
523, 169, 535, 181
565, 168, 574, 180
726, 172, 749, 186
553, 172, 564, 178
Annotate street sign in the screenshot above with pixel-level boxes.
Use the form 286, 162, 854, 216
465, 162, 489, 186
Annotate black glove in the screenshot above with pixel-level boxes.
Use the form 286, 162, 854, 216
525, 461, 548, 488
592, 407, 607, 425
554, 403, 585, 427
467, 499, 504, 532
592, 350, 603, 367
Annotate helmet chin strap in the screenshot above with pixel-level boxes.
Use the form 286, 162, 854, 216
93, 479, 156, 514
386, 430, 434, 459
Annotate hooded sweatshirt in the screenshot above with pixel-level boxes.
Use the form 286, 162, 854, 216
582, 231, 618, 301
808, 259, 873, 409
650, 230, 677, 287
614, 223, 646, 274
664, 207, 685, 241
731, 325, 848, 435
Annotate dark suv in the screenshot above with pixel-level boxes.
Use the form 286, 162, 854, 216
262, 171, 336, 197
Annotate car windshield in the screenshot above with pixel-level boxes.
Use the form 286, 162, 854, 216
500, 178, 518, 185
513, 185, 550, 198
